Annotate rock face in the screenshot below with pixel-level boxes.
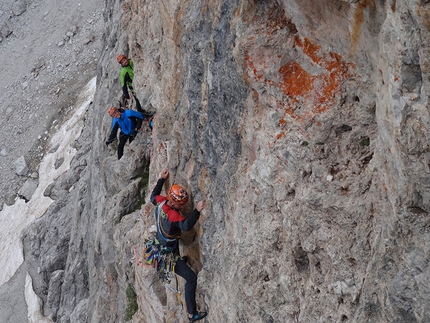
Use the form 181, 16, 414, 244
10, 0, 430, 322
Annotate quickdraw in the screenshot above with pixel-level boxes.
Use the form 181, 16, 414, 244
133, 238, 178, 282
142, 114, 154, 128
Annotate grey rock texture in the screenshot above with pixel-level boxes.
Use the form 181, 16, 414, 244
110, 0, 430, 322
14, 155, 28, 176
2, 0, 430, 322
18, 178, 38, 202
0, 0, 104, 210
0, 267, 28, 323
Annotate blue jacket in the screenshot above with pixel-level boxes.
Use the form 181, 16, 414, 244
107, 109, 143, 142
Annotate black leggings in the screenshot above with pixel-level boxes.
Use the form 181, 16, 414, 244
118, 133, 134, 159
135, 96, 144, 113
175, 258, 197, 315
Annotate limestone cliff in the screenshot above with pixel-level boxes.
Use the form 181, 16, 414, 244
21, 0, 430, 322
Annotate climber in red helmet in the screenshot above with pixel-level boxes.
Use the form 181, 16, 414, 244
150, 168, 207, 322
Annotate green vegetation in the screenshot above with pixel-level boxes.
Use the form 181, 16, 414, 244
124, 284, 138, 321
359, 137, 370, 146
134, 166, 150, 211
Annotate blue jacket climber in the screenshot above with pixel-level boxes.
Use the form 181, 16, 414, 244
106, 107, 144, 159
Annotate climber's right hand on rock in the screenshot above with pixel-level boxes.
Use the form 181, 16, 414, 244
161, 168, 169, 179
196, 200, 206, 212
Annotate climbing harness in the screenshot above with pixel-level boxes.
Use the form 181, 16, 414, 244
133, 238, 176, 273
133, 201, 185, 305
133, 237, 183, 306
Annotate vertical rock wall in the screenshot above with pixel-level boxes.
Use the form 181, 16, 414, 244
114, 0, 430, 322
20, 0, 430, 322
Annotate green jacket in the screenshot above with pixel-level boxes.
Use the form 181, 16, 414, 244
120, 59, 134, 87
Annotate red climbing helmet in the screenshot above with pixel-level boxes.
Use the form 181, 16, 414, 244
167, 184, 189, 205
117, 54, 127, 63
108, 106, 119, 117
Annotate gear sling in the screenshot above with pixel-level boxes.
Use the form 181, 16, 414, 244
134, 201, 182, 304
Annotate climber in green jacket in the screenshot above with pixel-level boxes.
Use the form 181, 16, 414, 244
117, 54, 152, 118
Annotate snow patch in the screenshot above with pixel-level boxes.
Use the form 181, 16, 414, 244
25, 272, 54, 323
0, 77, 96, 289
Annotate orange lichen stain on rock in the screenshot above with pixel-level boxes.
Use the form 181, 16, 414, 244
243, 54, 257, 85
276, 132, 286, 140
281, 105, 296, 120
416, 6, 430, 31
296, 36, 322, 65
350, 0, 375, 55
279, 117, 287, 126
278, 62, 315, 102
278, 37, 354, 121
244, 35, 354, 147
350, 3, 365, 55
